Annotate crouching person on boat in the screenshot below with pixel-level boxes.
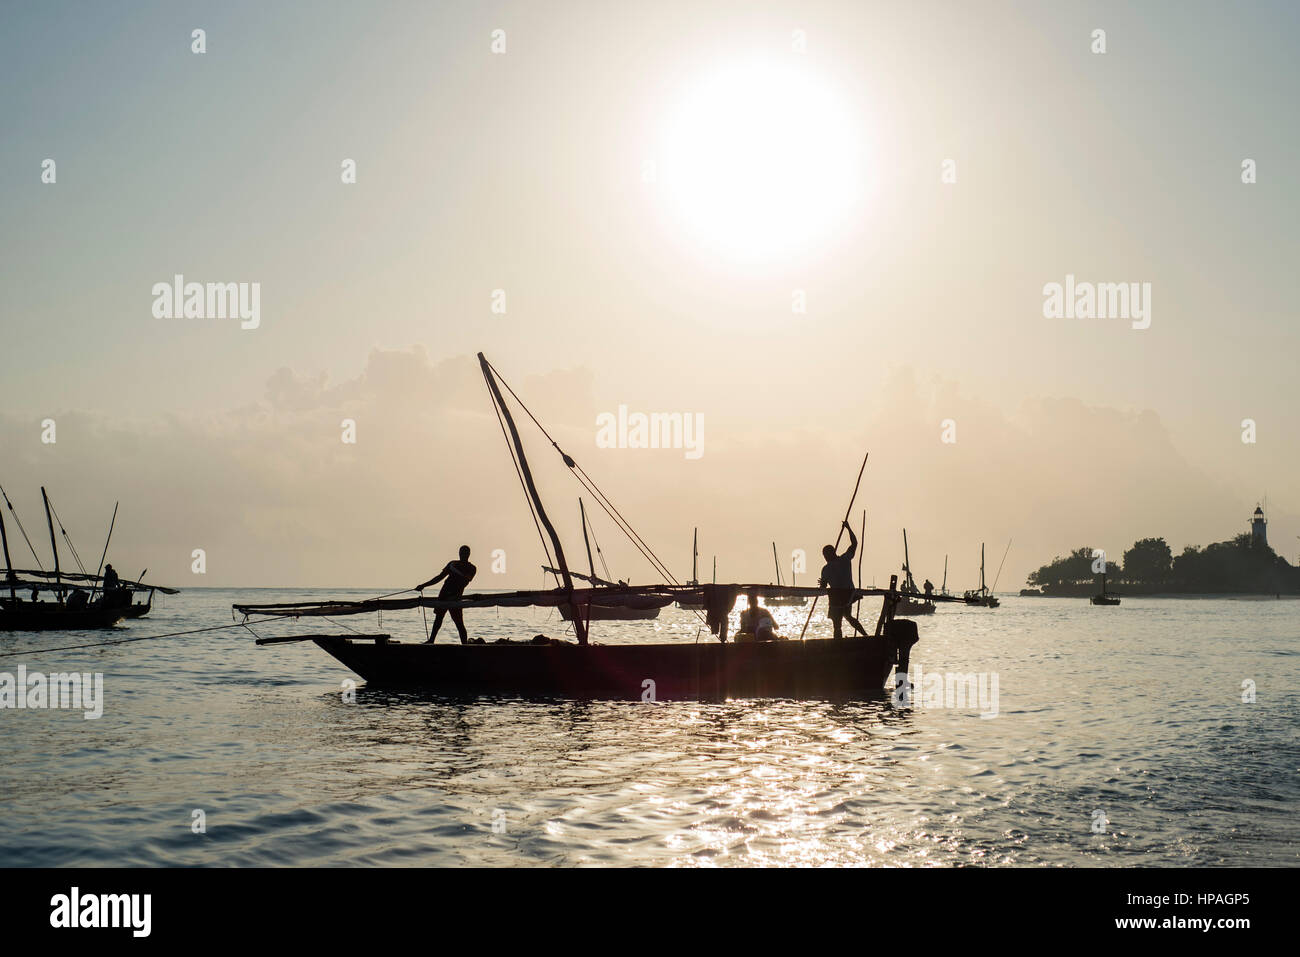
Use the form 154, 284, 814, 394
819, 522, 869, 639
737, 590, 779, 642
416, 546, 477, 643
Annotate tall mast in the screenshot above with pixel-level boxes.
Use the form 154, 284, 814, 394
902, 528, 913, 589
41, 486, 61, 602
477, 353, 587, 645
692, 528, 698, 584
0, 506, 15, 602
981, 543, 986, 592
942, 555, 948, 594
579, 498, 596, 581
772, 542, 781, 585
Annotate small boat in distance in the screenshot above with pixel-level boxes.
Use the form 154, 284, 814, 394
1091, 571, 1121, 606
895, 529, 936, 616
766, 542, 807, 606
964, 543, 1001, 608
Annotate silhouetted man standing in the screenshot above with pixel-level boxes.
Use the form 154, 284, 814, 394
819, 522, 868, 639
416, 546, 477, 643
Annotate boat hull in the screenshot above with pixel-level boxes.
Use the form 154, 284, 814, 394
894, 597, 935, 616
558, 598, 668, 621
0, 602, 128, 631
312, 627, 917, 700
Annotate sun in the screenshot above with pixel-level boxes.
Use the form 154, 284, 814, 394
658, 60, 864, 264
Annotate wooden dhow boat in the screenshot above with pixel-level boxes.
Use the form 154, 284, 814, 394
0, 486, 177, 631
895, 528, 935, 616
237, 352, 963, 699
1091, 571, 1121, 606
963, 542, 1002, 608
238, 581, 935, 699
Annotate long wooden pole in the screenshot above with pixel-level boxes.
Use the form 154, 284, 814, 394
855, 509, 866, 618
798, 451, 869, 641
478, 353, 587, 646
991, 538, 1013, 593
41, 487, 62, 603
88, 502, 119, 602
0, 506, 16, 602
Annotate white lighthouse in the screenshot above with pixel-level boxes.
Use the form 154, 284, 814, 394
1250, 504, 1268, 548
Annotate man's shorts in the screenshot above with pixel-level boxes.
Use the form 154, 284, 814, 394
827, 588, 854, 613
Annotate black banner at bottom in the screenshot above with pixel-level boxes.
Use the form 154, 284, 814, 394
0, 866, 1273, 944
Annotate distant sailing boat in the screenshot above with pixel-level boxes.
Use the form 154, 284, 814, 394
676, 527, 706, 610
895, 528, 936, 616
963, 543, 1002, 608
766, 542, 807, 606
0, 485, 176, 631
544, 499, 672, 621
1091, 570, 1121, 606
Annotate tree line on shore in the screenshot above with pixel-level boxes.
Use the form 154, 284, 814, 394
1026, 535, 1300, 595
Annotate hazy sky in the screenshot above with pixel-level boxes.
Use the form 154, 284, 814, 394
1, 1, 1297, 589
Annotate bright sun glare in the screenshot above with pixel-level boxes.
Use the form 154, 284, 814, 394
660, 61, 863, 264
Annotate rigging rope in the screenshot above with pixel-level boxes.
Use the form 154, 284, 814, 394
0, 615, 295, 659
483, 358, 680, 586
484, 364, 560, 586
570, 462, 679, 584
586, 510, 614, 581
0, 485, 46, 571
45, 498, 90, 577
481, 357, 720, 631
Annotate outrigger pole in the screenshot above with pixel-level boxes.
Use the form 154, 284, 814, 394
478, 352, 588, 646
41, 487, 62, 604
798, 451, 869, 641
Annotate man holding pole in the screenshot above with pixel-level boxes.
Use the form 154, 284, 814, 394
415, 546, 477, 643
819, 522, 868, 639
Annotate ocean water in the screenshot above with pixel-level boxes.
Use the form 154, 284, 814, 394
1, 589, 1296, 867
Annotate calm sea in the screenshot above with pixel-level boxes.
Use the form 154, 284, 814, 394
1, 589, 1296, 866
